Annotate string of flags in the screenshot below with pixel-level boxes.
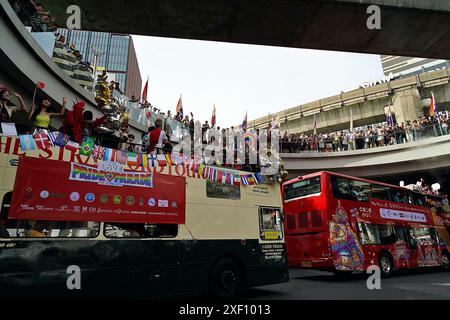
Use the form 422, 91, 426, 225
15, 130, 266, 186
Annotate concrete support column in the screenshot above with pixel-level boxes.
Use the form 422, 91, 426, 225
392, 88, 423, 124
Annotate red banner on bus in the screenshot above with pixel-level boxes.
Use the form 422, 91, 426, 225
9, 156, 186, 224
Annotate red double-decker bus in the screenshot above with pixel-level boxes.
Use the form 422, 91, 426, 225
282, 171, 450, 278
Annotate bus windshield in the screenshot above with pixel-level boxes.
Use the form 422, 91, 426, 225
284, 176, 321, 201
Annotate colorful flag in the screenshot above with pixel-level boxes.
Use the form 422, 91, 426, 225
54, 132, 69, 147
313, 113, 317, 135
209, 167, 218, 181
148, 153, 157, 167
233, 174, 241, 186
247, 174, 256, 185
198, 164, 205, 176
255, 172, 265, 184
33, 133, 52, 150
138, 153, 148, 168
141, 77, 149, 104
79, 137, 95, 157
47, 131, 58, 147
92, 145, 105, 161
211, 104, 216, 128
36, 82, 46, 89
127, 152, 138, 167
430, 92, 437, 117
176, 95, 183, 118
217, 170, 223, 183
242, 175, 249, 186
349, 108, 353, 132
116, 150, 128, 165
19, 135, 37, 151
157, 154, 167, 167
241, 111, 248, 130
65, 140, 80, 153
165, 153, 173, 166
104, 148, 117, 162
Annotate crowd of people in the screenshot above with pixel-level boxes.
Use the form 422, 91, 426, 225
280, 113, 450, 153
12, 0, 58, 33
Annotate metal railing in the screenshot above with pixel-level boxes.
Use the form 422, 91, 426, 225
280, 123, 450, 154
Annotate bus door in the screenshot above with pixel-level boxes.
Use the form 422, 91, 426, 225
407, 227, 441, 268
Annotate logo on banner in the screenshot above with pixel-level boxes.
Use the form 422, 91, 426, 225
85, 193, 95, 203
126, 196, 135, 206
69, 162, 153, 188
99, 194, 109, 204
113, 195, 122, 205
148, 198, 156, 207
40, 190, 49, 199
70, 192, 80, 202
158, 200, 169, 208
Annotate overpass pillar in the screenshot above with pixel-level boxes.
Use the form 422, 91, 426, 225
392, 88, 423, 124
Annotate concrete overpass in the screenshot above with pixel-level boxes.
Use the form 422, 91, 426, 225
282, 134, 450, 193
250, 67, 450, 134
0, 0, 146, 137
34, 0, 450, 59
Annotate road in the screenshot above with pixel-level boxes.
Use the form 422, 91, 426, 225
240, 268, 450, 300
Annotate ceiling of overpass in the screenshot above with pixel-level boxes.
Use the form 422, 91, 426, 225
42, 0, 450, 59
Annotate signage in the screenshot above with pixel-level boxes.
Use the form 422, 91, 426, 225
9, 156, 186, 224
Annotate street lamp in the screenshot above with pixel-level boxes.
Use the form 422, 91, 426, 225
91, 45, 104, 95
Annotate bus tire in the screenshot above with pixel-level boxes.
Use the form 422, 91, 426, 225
209, 257, 242, 298
441, 251, 450, 271
378, 252, 393, 278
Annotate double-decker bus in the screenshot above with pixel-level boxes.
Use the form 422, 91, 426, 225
0, 136, 288, 298
282, 171, 450, 278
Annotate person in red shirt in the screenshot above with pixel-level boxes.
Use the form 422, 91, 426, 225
147, 119, 167, 154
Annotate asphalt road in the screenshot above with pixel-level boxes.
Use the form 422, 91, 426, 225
240, 268, 450, 300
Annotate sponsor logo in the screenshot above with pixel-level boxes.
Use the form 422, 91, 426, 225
126, 196, 135, 206
99, 194, 109, 204
85, 193, 95, 203
112, 195, 122, 205
171, 201, 178, 208
148, 198, 156, 207
138, 198, 145, 206
158, 200, 169, 208
40, 190, 49, 199
70, 192, 80, 202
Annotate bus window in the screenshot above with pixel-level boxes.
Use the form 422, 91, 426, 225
298, 212, 308, 229
411, 227, 436, 246
358, 222, 380, 245
104, 223, 178, 238
405, 192, 414, 205
349, 180, 371, 202
283, 176, 321, 201
394, 226, 407, 242
330, 176, 351, 200
310, 211, 323, 227
259, 207, 283, 241
378, 225, 396, 245
412, 193, 426, 206
4, 220, 100, 238
370, 184, 391, 201
286, 214, 296, 230
390, 189, 409, 204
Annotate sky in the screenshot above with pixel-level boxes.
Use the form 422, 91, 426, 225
132, 35, 385, 128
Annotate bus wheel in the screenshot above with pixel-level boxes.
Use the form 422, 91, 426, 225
378, 252, 393, 278
209, 257, 242, 298
441, 252, 450, 271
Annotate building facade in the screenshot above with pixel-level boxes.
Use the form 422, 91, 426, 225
381, 55, 450, 77
57, 29, 142, 97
